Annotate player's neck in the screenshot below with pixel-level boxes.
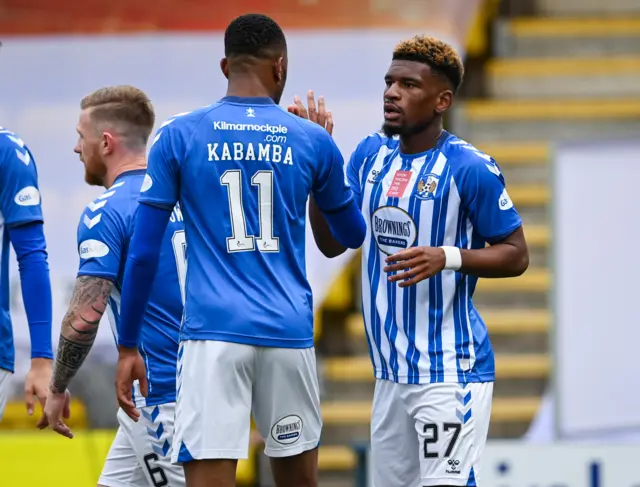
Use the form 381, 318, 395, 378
399, 121, 444, 155
226, 77, 273, 100
104, 155, 147, 189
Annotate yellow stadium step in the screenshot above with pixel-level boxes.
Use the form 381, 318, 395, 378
0, 399, 87, 430
324, 354, 549, 383
508, 184, 549, 206
475, 142, 549, 165
524, 225, 549, 247
508, 17, 640, 37
347, 308, 550, 338
462, 99, 640, 122
323, 397, 540, 424
487, 57, 640, 78
478, 267, 549, 293
319, 445, 357, 471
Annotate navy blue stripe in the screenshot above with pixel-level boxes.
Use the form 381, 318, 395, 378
366, 148, 399, 380
459, 214, 471, 372
382, 157, 413, 381
405, 152, 438, 383
428, 166, 451, 382
453, 206, 467, 382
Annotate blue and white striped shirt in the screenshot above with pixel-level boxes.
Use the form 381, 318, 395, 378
346, 131, 522, 384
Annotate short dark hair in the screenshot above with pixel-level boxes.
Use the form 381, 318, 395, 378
81, 85, 155, 149
224, 14, 287, 59
393, 36, 465, 93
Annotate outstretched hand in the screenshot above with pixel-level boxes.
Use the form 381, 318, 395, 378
287, 90, 334, 135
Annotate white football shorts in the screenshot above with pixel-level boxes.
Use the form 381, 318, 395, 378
0, 368, 11, 423
172, 340, 321, 463
99, 405, 185, 487
370, 380, 493, 487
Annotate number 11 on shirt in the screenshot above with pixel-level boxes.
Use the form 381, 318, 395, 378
221, 169, 280, 253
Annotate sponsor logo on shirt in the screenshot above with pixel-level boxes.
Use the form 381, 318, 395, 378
14, 186, 41, 206
79, 239, 109, 259
141, 174, 153, 193
212, 121, 287, 135
371, 205, 417, 255
498, 189, 514, 211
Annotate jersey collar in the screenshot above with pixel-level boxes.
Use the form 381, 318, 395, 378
220, 96, 276, 105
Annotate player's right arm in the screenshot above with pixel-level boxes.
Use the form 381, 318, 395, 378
0, 133, 53, 414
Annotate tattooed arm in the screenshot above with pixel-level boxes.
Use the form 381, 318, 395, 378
49, 275, 113, 393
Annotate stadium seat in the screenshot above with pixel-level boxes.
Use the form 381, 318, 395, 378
523, 225, 549, 247
477, 267, 548, 292
476, 142, 549, 165
487, 57, 640, 79
462, 98, 640, 121
506, 17, 640, 38
322, 264, 354, 311
322, 397, 540, 424
0, 399, 87, 430
503, 184, 549, 206
323, 354, 549, 382
347, 308, 550, 337
318, 445, 357, 471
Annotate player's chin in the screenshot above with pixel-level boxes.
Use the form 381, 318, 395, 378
381, 121, 403, 138
84, 171, 102, 187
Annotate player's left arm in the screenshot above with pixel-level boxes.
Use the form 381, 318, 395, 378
385, 158, 529, 286
0, 137, 54, 414
115, 124, 177, 420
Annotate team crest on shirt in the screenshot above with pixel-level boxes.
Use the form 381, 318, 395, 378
415, 173, 439, 200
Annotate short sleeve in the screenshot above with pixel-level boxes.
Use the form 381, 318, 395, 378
311, 130, 353, 213
0, 135, 43, 227
76, 207, 126, 281
138, 125, 180, 210
457, 158, 522, 243
345, 133, 384, 209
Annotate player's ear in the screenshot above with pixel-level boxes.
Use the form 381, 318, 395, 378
274, 56, 285, 83
101, 132, 115, 155
435, 89, 453, 114
220, 58, 229, 79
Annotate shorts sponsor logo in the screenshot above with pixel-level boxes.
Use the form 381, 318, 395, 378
271, 415, 303, 445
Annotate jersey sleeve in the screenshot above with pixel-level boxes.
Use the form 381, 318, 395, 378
457, 157, 522, 243
0, 135, 44, 227
138, 124, 181, 210
76, 207, 126, 281
310, 129, 353, 213
345, 133, 383, 208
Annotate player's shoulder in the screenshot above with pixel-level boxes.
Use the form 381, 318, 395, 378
80, 174, 142, 230
441, 133, 492, 165
441, 132, 501, 176
153, 104, 221, 141
350, 132, 398, 164
0, 126, 34, 167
